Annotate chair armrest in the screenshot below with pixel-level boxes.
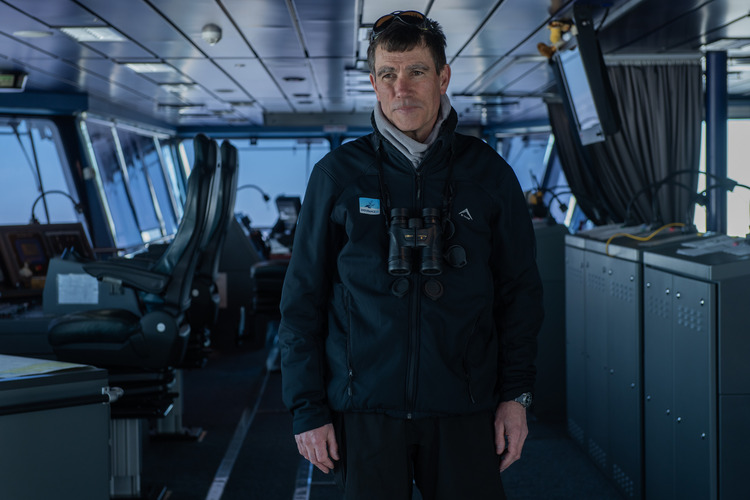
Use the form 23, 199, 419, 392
83, 261, 169, 294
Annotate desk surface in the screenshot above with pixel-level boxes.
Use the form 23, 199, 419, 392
0, 354, 88, 379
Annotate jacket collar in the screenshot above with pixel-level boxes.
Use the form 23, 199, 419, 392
371, 104, 458, 173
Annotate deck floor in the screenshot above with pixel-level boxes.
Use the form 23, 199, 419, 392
141, 341, 624, 500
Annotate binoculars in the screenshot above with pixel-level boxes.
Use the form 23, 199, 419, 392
387, 208, 444, 276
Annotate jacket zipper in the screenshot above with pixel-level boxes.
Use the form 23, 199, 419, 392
345, 290, 354, 397
405, 170, 425, 418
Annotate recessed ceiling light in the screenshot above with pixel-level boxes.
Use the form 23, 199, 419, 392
60, 26, 126, 42
13, 30, 54, 38
177, 105, 207, 115
125, 63, 177, 74
159, 83, 195, 94
229, 101, 255, 107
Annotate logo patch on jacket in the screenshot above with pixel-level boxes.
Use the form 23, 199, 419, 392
458, 208, 474, 221
359, 197, 381, 215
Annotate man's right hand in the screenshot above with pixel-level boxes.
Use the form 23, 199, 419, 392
294, 423, 340, 473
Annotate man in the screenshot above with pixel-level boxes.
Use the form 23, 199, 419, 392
279, 10, 544, 499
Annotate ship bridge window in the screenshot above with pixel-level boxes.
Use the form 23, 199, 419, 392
82, 118, 182, 251
180, 137, 330, 229
726, 119, 750, 237
0, 118, 78, 225
496, 132, 575, 227
694, 119, 750, 237
497, 133, 551, 193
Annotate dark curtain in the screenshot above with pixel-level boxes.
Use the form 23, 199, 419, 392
547, 99, 614, 225
549, 61, 703, 226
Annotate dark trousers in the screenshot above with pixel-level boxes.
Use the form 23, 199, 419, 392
332, 411, 506, 500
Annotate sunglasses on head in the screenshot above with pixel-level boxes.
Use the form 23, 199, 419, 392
371, 10, 427, 40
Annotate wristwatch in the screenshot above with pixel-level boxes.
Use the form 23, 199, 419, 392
511, 392, 533, 409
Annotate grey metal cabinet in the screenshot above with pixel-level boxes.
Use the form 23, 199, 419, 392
643, 237, 750, 500
605, 255, 642, 498
643, 268, 716, 500
565, 230, 650, 499
564, 243, 586, 448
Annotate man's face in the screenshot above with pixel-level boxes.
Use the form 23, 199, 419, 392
370, 43, 451, 143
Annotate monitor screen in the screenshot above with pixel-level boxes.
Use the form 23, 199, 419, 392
0, 223, 93, 292
9, 232, 48, 276
276, 196, 301, 233
0, 227, 50, 291
558, 48, 601, 136
553, 3, 621, 146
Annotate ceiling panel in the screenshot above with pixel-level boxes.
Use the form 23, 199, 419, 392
0, 57, 82, 92
166, 58, 249, 102
223, 0, 303, 58
448, 56, 499, 95
431, 0, 521, 59
2, 0, 104, 28
295, 0, 356, 58
0, 3, 105, 62
478, 59, 550, 96
504, 96, 549, 124
14, 33, 107, 61
309, 57, 349, 99
598, 0, 749, 54
75, 58, 194, 100
149, 0, 254, 58
237, 26, 305, 59
213, 57, 289, 109
75, 0, 198, 59
299, 21, 355, 58
501, 62, 555, 96
432, 8, 499, 59
622, 6, 750, 54
294, 0, 355, 22
27, 57, 156, 106
223, 0, 295, 28
703, 15, 750, 47
0, 3, 48, 35
458, 0, 564, 58
0, 32, 59, 62
78, 41, 156, 60
264, 58, 316, 104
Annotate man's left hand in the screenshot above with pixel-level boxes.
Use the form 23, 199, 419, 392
494, 400, 529, 472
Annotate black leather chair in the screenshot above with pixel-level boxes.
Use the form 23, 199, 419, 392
183, 140, 239, 366
250, 255, 290, 369
250, 259, 290, 320
47, 133, 221, 372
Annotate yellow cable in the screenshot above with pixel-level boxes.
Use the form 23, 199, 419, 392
605, 222, 686, 256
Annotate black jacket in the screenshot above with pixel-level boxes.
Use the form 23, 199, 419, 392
279, 109, 544, 435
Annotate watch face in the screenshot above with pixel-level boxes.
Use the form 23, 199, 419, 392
516, 393, 532, 408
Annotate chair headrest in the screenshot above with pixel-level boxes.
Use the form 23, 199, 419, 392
194, 134, 217, 173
